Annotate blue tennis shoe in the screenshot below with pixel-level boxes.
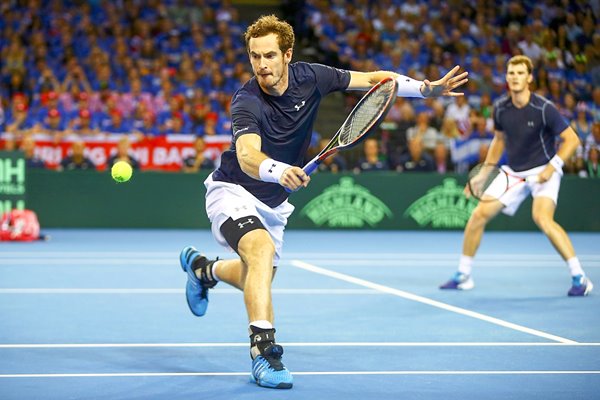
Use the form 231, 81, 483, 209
251, 349, 293, 389
249, 327, 293, 389
568, 275, 593, 297
179, 246, 218, 316
439, 272, 475, 290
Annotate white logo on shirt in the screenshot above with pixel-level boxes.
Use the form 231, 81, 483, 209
527, 121, 534, 127
234, 127, 249, 136
294, 101, 306, 111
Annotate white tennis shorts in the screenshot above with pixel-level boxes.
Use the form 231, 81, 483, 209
204, 173, 295, 265
484, 164, 562, 216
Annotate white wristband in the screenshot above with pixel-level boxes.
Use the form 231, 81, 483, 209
549, 154, 564, 175
259, 158, 291, 184
395, 75, 425, 98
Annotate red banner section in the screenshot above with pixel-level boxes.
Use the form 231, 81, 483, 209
1, 133, 232, 171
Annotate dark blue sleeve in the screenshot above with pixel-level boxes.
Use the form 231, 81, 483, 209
493, 100, 503, 132
544, 102, 569, 136
230, 91, 262, 141
310, 63, 351, 96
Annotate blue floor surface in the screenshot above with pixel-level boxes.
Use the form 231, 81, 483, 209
0, 229, 599, 399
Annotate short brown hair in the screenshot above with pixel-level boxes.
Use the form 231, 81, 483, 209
244, 15, 294, 54
507, 55, 533, 74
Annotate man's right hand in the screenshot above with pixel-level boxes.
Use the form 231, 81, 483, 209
281, 166, 310, 192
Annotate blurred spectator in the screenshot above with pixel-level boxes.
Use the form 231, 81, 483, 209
444, 96, 471, 136
384, 100, 415, 170
108, 136, 141, 170
584, 122, 600, 178
61, 63, 92, 97
34, 67, 62, 100
69, 109, 100, 136
517, 29, 542, 66
396, 136, 436, 173
103, 110, 132, 135
2, 134, 17, 151
589, 88, 600, 123
6, 102, 33, 135
406, 112, 448, 172
4, 70, 32, 103
32, 108, 67, 143
182, 137, 215, 173
36, 90, 66, 121
163, 111, 191, 135
572, 103, 593, 142
567, 56, 593, 102
134, 111, 161, 137
354, 138, 388, 173
59, 140, 96, 171
1, 37, 26, 77
20, 135, 46, 169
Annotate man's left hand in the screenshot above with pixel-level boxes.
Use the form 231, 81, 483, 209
422, 66, 469, 97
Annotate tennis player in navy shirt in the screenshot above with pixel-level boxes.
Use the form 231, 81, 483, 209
178, 15, 468, 389
440, 55, 593, 297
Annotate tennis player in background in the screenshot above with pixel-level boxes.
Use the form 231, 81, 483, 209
440, 55, 593, 297
178, 15, 468, 389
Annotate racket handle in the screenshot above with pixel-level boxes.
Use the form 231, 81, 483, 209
525, 175, 539, 183
303, 159, 320, 176
284, 159, 320, 193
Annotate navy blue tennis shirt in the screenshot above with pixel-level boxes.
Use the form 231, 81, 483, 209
493, 93, 569, 172
213, 62, 351, 207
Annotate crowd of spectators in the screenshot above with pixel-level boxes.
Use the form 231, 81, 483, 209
1, 0, 244, 149
298, 0, 600, 177
1, 0, 599, 177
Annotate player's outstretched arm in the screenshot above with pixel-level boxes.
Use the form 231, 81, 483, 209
421, 66, 469, 97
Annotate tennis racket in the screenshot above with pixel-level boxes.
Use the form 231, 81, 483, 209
286, 77, 397, 192
466, 163, 539, 202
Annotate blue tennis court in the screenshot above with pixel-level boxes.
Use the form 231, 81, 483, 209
1, 229, 599, 399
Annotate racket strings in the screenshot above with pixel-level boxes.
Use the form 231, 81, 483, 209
338, 80, 396, 146
468, 164, 502, 199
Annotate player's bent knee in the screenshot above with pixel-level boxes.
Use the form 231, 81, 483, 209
219, 216, 268, 254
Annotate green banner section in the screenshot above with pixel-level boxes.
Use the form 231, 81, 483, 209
27, 169, 600, 231
0, 151, 27, 214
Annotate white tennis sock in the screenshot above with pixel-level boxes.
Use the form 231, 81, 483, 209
210, 260, 222, 282
249, 320, 273, 332
458, 255, 473, 275
567, 257, 584, 277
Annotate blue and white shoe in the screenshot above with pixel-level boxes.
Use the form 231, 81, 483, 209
439, 272, 475, 290
179, 246, 217, 316
251, 343, 293, 389
568, 275, 593, 297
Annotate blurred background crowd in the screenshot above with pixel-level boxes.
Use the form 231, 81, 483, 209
1, 0, 599, 177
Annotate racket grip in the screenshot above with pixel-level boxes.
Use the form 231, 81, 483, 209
284, 160, 320, 193
525, 175, 539, 183
303, 159, 320, 176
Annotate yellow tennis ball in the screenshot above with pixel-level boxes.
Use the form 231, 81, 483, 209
111, 161, 133, 183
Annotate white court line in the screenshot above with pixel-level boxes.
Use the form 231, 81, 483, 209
2, 259, 599, 267
291, 260, 578, 344
1, 342, 599, 349
1, 370, 599, 378
1, 251, 598, 259
0, 288, 379, 295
